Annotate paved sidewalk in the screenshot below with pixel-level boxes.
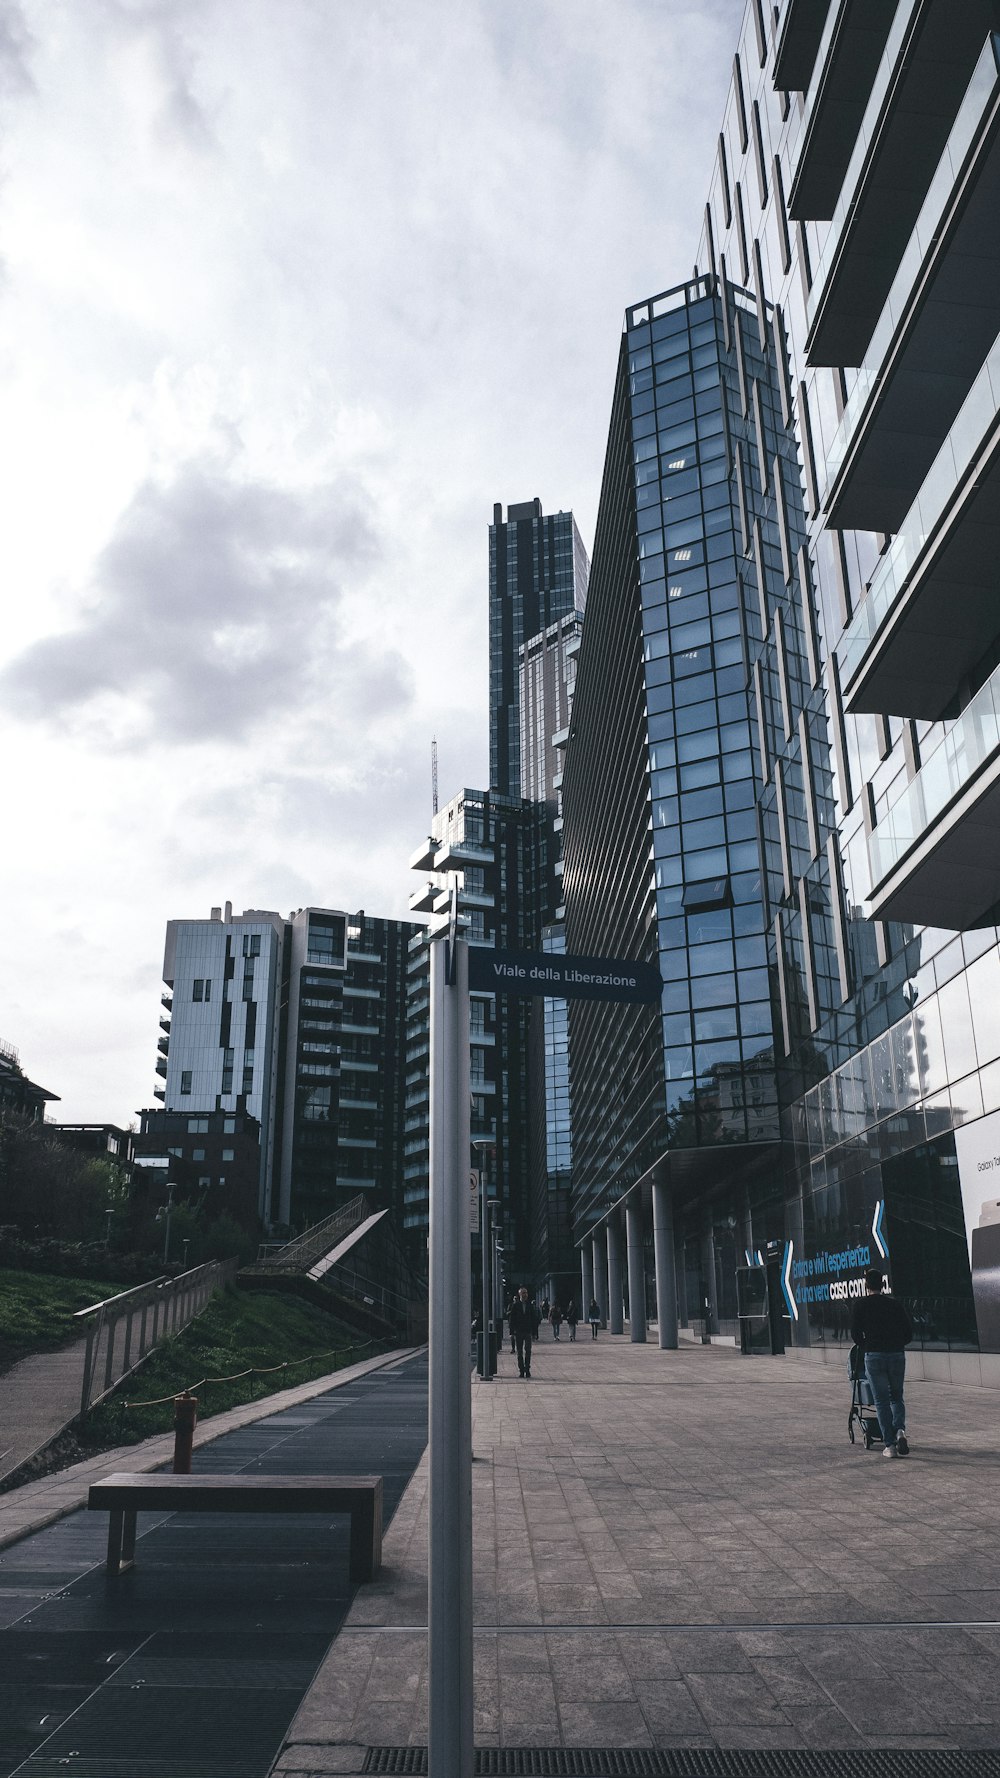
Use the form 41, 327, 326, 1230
0, 1347, 418, 1552
275, 1333, 1000, 1773
0, 1327, 114, 1485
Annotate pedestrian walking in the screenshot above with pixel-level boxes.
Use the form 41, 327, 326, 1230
588, 1297, 601, 1339
566, 1299, 578, 1341
506, 1296, 517, 1355
540, 1296, 550, 1328
850, 1268, 913, 1457
509, 1286, 539, 1379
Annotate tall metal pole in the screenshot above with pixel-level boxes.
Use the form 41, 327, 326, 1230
428, 933, 473, 1778
479, 1158, 492, 1379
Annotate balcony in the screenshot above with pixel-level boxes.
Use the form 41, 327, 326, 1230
433, 836, 494, 871
155, 1058, 167, 1078
773, 0, 830, 93
153, 1086, 165, 1101
867, 657, 1000, 927
408, 881, 438, 915
408, 835, 437, 872
824, 35, 1000, 532
788, 0, 897, 222
839, 331, 1000, 719
806, 0, 994, 367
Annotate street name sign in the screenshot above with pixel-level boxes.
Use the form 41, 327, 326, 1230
467, 946, 662, 1003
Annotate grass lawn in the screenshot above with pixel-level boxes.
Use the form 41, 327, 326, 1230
0, 1269, 121, 1371
81, 1284, 395, 1448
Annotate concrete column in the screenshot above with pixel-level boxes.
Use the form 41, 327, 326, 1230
593, 1231, 608, 1323
607, 1216, 624, 1334
652, 1178, 678, 1350
625, 1197, 647, 1343
675, 1235, 688, 1327
580, 1244, 593, 1318
701, 1218, 720, 1336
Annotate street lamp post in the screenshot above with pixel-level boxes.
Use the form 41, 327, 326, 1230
472, 1140, 495, 1379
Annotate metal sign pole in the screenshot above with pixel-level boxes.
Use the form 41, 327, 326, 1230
427, 931, 473, 1778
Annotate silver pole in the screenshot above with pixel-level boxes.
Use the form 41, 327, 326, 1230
479, 1160, 491, 1379
428, 934, 473, 1778
652, 1177, 678, 1350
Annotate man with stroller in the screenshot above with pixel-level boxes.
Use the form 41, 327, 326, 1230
851, 1268, 913, 1458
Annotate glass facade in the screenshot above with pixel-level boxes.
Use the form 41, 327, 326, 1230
555, 0, 1000, 1357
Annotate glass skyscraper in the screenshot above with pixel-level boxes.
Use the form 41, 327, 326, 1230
562, 0, 1000, 1375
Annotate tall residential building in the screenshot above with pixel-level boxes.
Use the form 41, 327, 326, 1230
519, 614, 584, 1293
406, 788, 548, 1274
489, 499, 589, 797
156, 903, 417, 1233
563, 0, 1000, 1370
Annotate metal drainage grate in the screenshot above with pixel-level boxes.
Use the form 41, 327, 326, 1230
363, 1754, 1000, 1778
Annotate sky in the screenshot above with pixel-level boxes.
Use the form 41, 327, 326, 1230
0, 0, 741, 1125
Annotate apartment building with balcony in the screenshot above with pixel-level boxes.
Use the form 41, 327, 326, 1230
155, 902, 417, 1235
562, 0, 1000, 1369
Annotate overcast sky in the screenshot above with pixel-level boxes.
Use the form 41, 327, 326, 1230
0, 0, 740, 1125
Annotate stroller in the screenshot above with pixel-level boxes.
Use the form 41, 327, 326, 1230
847, 1343, 884, 1449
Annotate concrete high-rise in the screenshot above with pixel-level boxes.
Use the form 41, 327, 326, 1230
155, 903, 417, 1233
489, 499, 589, 798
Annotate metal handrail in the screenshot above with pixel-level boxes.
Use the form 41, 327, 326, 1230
75, 1258, 239, 1417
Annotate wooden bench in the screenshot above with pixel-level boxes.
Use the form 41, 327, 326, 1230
87, 1472, 383, 1583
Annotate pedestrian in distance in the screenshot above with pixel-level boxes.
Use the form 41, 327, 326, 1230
565, 1299, 578, 1341
540, 1296, 550, 1329
509, 1286, 539, 1378
550, 1302, 563, 1340
506, 1295, 517, 1355
588, 1297, 601, 1339
850, 1267, 913, 1457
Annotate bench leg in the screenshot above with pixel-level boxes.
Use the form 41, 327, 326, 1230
106, 1508, 137, 1575
348, 1496, 382, 1583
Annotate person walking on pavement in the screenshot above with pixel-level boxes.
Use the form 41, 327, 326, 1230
851, 1267, 913, 1457
506, 1295, 517, 1355
565, 1299, 578, 1341
540, 1296, 550, 1332
588, 1296, 601, 1339
550, 1302, 563, 1340
509, 1286, 539, 1378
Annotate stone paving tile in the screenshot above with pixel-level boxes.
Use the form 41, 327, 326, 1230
272, 1335, 1000, 1768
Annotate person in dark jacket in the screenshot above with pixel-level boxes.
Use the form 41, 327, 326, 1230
850, 1268, 913, 1458
588, 1297, 601, 1339
565, 1300, 579, 1341
508, 1287, 539, 1378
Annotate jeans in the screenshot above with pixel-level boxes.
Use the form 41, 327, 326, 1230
864, 1350, 906, 1447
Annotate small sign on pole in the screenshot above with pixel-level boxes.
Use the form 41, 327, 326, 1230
469, 1169, 480, 1234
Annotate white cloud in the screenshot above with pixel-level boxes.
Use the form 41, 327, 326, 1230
1, 0, 741, 1119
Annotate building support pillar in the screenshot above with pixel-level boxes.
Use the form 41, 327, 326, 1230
701, 1217, 720, 1337
607, 1217, 624, 1334
593, 1231, 608, 1325
652, 1177, 678, 1350
625, 1197, 647, 1343
580, 1244, 593, 1319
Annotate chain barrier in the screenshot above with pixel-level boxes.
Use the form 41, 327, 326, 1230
112, 1336, 391, 1438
